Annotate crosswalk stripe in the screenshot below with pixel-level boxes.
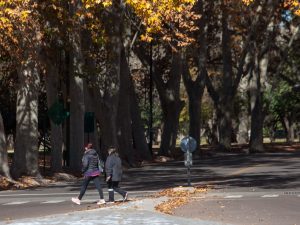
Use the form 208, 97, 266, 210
41, 200, 65, 204
261, 194, 279, 198
3, 201, 29, 205
224, 195, 243, 198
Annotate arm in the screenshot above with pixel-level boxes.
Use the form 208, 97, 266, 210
105, 156, 113, 181
81, 154, 89, 173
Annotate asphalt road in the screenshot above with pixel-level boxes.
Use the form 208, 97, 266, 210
1, 151, 300, 223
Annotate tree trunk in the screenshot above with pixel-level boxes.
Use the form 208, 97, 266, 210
182, 63, 206, 154
159, 101, 184, 156
117, 49, 136, 165
45, 64, 63, 172
218, 1, 234, 151
283, 116, 295, 144
127, 57, 152, 161
237, 110, 249, 144
249, 53, 267, 153
129, 75, 152, 161
12, 59, 41, 178
69, 0, 85, 171
184, 0, 207, 154
100, 1, 122, 152
157, 53, 184, 156
0, 112, 11, 178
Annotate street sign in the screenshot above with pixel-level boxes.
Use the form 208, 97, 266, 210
48, 101, 69, 125
180, 136, 197, 153
180, 136, 197, 187
84, 112, 95, 133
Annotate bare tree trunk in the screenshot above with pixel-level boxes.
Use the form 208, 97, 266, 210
249, 53, 267, 153
117, 49, 136, 165
12, 59, 41, 178
45, 64, 63, 172
182, 61, 206, 154
83, 82, 99, 150
219, 0, 234, 151
283, 116, 295, 144
69, 0, 85, 171
99, 0, 122, 153
0, 112, 11, 178
157, 53, 184, 156
129, 74, 152, 161
237, 110, 249, 144
182, 0, 206, 155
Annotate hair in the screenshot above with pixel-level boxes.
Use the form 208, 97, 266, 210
108, 147, 117, 155
86, 143, 93, 149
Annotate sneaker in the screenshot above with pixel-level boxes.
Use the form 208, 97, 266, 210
123, 192, 128, 202
106, 201, 115, 204
71, 197, 81, 205
97, 199, 106, 205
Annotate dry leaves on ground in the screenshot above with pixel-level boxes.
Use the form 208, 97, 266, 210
155, 186, 209, 214
0, 175, 53, 190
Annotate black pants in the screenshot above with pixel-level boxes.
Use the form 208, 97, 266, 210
78, 176, 104, 200
107, 180, 126, 201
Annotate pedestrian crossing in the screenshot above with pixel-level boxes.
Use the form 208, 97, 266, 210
3, 201, 29, 205
1, 193, 299, 206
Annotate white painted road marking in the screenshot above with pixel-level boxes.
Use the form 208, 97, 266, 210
3, 201, 29, 205
41, 200, 65, 204
0, 190, 157, 197
261, 194, 279, 198
224, 195, 243, 199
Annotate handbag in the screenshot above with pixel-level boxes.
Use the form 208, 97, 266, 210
98, 157, 105, 173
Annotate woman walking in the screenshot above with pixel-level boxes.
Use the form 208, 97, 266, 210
105, 147, 128, 203
72, 143, 105, 205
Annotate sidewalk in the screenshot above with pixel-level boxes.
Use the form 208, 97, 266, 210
0, 197, 229, 225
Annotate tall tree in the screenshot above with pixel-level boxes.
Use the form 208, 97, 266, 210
69, 0, 85, 171
0, 112, 11, 178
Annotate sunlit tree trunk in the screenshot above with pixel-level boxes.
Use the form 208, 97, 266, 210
249, 52, 268, 153
12, 58, 41, 178
0, 112, 11, 178
283, 116, 295, 144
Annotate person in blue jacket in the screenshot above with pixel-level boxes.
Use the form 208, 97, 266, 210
72, 143, 105, 205
105, 147, 128, 202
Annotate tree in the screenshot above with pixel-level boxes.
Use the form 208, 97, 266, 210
0, 112, 11, 178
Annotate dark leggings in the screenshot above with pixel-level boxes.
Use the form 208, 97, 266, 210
107, 180, 126, 197
78, 176, 104, 200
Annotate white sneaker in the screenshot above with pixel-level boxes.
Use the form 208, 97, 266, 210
97, 199, 106, 205
123, 192, 128, 202
71, 197, 81, 205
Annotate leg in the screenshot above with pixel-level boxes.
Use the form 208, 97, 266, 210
112, 181, 126, 198
78, 176, 92, 200
107, 179, 114, 202
92, 176, 104, 199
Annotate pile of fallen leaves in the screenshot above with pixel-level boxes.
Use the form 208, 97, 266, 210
155, 186, 208, 215
0, 173, 79, 191
0, 175, 53, 191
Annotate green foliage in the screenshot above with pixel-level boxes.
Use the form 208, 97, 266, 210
265, 81, 300, 121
